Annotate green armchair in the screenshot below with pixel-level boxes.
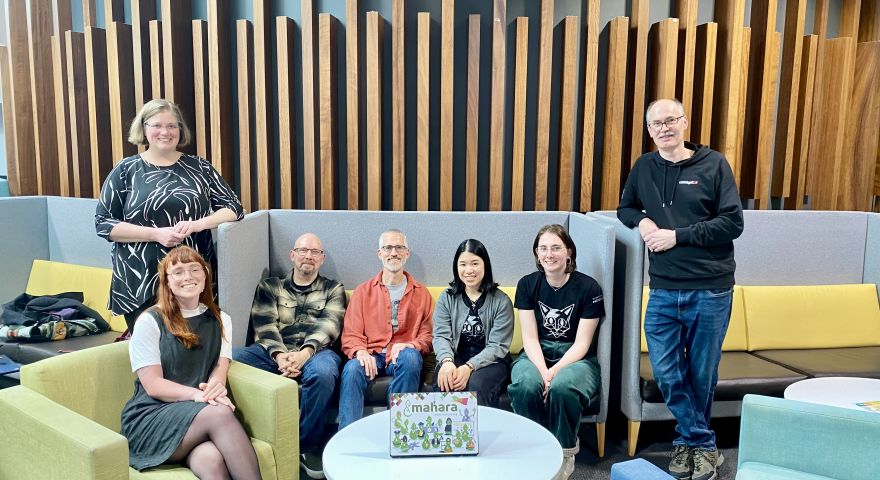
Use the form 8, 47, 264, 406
738, 394, 880, 480
0, 341, 298, 480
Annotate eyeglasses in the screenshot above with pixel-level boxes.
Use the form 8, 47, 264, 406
144, 122, 180, 131
293, 247, 324, 257
536, 245, 566, 255
647, 115, 685, 131
168, 266, 205, 280
380, 245, 409, 253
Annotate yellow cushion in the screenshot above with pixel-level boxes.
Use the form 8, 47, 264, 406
743, 284, 880, 350
25, 259, 126, 332
427, 286, 522, 355
640, 286, 747, 352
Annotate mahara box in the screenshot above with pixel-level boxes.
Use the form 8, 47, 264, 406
389, 391, 478, 457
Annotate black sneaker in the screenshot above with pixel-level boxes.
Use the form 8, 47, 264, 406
300, 451, 325, 479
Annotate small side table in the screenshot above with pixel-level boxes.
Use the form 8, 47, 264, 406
784, 377, 880, 411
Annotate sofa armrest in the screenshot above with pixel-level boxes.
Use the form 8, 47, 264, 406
738, 394, 880, 480
228, 361, 298, 480
0, 386, 129, 480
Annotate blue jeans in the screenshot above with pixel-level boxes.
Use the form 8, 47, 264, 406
337, 348, 423, 430
232, 343, 340, 451
644, 287, 733, 449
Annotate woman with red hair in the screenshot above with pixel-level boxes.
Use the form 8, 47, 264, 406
120, 246, 260, 479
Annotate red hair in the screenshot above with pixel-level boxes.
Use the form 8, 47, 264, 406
151, 246, 224, 349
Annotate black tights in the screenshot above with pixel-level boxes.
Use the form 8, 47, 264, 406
168, 404, 262, 480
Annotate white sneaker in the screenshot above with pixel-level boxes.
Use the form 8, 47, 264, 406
558, 439, 580, 480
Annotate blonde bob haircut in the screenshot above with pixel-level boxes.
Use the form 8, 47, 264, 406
128, 98, 192, 147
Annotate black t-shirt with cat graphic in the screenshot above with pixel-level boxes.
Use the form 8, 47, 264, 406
515, 271, 604, 351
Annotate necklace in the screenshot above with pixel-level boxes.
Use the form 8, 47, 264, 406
546, 274, 569, 291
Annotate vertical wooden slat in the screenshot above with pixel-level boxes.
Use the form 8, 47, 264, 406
417, 12, 430, 211
0, 47, 18, 194
6, 0, 36, 195
392, 0, 406, 210
771, 0, 807, 198
365, 12, 383, 210
534, 0, 553, 210
28, 0, 59, 195
811, 37, 856, 210
712, 0, 747, 179
319, 14, 338, 210
207, 0, 233, 183
277, 16, 296, 210
650, 19, 679, 105
511, 17, 528, 211
736, 27, 750, 194
253, 0, 273, 209
66, 31, 91, 198
579, 0, 600, 212
741, 0, 779, 202
691, 22, 717, 145
785, 35, 818, 210
626, 0, 650, 168
52, 0, 72, 35
82, 0, 96, 28
107, 22, 136, 163
85, 26, 112, 198
860, 0, 880, 41
601, 17, 629, 210
131, 0, 155, 111
346, 0, 361, 210
149, 20, 164, 99
675, 0, 698, 124
839, 0, 863, 38
489, 0, 507, 211
806, 0, 829, 196
162, 0, 195, 153
440, 0, 454, 211
51, 37, 72, 195
301, 0, 318, 209
840, 41, 880, 211
755, 32, 781, 206
556, 16, 578, 211
104, 0, 124, 23
192, 20, 210, 159
236, 20, 253, 213
466, 15, 480, 212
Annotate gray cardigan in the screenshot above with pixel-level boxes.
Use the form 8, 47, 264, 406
431, 288, 514, 371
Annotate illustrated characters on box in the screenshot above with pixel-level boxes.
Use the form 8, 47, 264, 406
390, 392, 477, 455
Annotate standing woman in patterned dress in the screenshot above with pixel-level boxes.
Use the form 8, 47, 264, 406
96, 99, 244, 332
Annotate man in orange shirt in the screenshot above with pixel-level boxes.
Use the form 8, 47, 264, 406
338, 229, 434, 429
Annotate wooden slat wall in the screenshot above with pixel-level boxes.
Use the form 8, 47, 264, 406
601, 17, 629, 210
85, 26, 111, 198
4, 1, 879, 215
319, 14, 338, 210
277, 16, 296, 209
365, 12, 383, 210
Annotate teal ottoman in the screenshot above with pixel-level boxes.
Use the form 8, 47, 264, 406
611, 458, 674, 480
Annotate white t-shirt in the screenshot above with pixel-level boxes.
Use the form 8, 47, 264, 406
129, 304, 233, 372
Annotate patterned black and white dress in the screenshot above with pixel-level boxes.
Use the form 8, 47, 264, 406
95, 154, 244, 316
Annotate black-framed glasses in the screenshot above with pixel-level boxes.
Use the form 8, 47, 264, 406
647, 115, 685, 131
293, 248, 324, 257
380, 245, 408, 253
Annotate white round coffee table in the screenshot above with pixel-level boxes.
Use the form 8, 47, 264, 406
784, 377, 880, 411
323, 406, 563, 480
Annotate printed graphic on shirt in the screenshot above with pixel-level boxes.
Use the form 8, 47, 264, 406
461, 313, 485, 344
538, 302, 574, 339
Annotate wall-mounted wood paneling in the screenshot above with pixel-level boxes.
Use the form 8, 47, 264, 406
149, 20, 164, 100
161, 0, 195, 148
675, 0, 698, 125
51, 36, 73, 196
534, 0, 553, 210
417, 12, 430, 211
556, 16, 578, 211
236, 19, 254, 212
319, 14, 338, 210
713, 0, 746, 178
489, 0, 507, 211
440, 0, 454, 211
301, 0, 318, 209
579, 0, 600, 212
192, 20, 210, 160
601, 17, 629, 210
365, 11, 384, 211
277, 16, 296, 210
0, 47, 18, 195
511, 17, 528, 211
107, 22, 136, 163
650, 18, 679, 106
840, 41, 880, 211
466, 14, 480, 212
771, 0, 807, 198
131, 0, 155, 111
82, 0, 96, 28
392, 0, 406, 211
346, 0, 361, 210
65, 31, 91, 198
207, 0, 233, 183
85, 26, 112, 198
6, 0, 36, 196
253, 0, 273, 210
784, 34, 818, 210
626, 0, 649, 168
691, 22, 717, 145
28, 0, 59, 195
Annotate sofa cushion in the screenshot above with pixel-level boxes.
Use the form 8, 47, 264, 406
639, 352, 806, 403
640, 286, 748, 353
751, 347, 880, 379
743, 284, 880, 351
25, 260, 126, 332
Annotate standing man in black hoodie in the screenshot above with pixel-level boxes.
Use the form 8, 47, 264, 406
617, 98, 744, 480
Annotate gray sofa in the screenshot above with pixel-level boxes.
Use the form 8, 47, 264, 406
592, 210, 880, 455
216, 210, 617, 454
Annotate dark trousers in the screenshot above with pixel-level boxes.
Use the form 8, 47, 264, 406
432, 355, 510, 407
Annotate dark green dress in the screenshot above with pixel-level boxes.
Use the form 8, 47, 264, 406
120, 310, 222, 471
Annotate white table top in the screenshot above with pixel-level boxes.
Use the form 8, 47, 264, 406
323, 406, 563, 480
783, 377, 880, 411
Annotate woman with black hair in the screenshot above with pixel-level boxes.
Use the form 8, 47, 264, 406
432, 239, 514, 407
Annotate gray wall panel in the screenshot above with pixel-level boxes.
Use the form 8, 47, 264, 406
46, 197, 111, 268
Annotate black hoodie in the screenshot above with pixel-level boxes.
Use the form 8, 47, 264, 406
617, 142, 744, 289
